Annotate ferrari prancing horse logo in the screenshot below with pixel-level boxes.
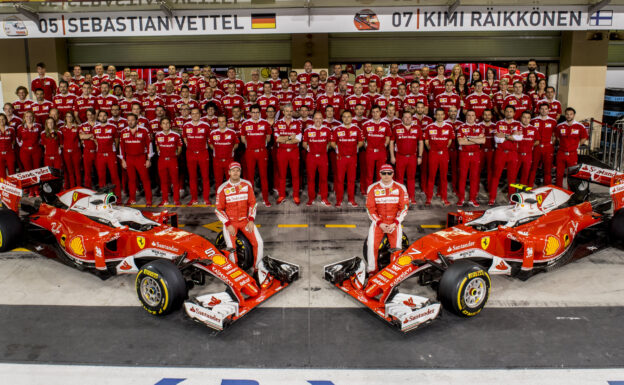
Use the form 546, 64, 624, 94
481, 236, 490, 250
537, 195, 543, 205
72, 192, 79, 202
136, 236, 146, 249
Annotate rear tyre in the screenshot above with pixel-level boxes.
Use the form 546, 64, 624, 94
438, 260, 491, 317
362, 233, 409, 270
0, 208, 22, 252
136, 259, 187, 316
215, 230, 254, 271
610, 208, 624, 244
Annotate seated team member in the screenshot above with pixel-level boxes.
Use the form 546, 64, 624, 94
155, 117, 183, 206
554, 107, 588, 187
215, 162, 273, 288
365, 164, 409, 274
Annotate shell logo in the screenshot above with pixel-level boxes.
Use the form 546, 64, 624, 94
69, 236, 85, 256
544, 236, 560, 256
397, 255, 412, 266
212, 255, 227, 266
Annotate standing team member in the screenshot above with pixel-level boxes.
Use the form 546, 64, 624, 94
331, 111, 364, 207
13, 86, 34, 119
74, 82, 98, 123
30, 62, 57, 102
517, 111, 539, 186
183, 107, 211, 206
463, 80, 493, 121
303, 112, 332, 206
40, 117, 63, 170
273, 104, 302, 205
424, 108, 454, 206
488, 106, 523, 205
94, 111, 122, 198
155, 117, 183, 206
31, 89, 54, 126
17, 111, 42, 172
456, 110, 485, 207
79, 108, 98, 188
362, 105, 391, 189
54, 80, 77, 118
240, 105, 272, 207
555, 108, 588, 187
215, 162, 272, 287
365, 164, 409, 274
60, 112, 81, 188
434, 79, 461, 119
480, 109, 497, 188
0, 114, 16, 178
210, 115, 239, 188
120, 114, 153, 206
413, 102, 433, 193
503, 81, 533, 120
528, 103, 558, 187
389, 110, 423, 204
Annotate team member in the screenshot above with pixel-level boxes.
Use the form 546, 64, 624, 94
273, 104, 302, 205
60, 112, 81, 188
17, 111, 42, 172
413, 102, 433, 192
331, 110, 364, 206
4, 103, 23, 130
463, 80, 492, 121
277, 78, 295, 107
40, 118, 62, 170
31, 62, 57, 101
292, 84, 315, 115
155, 117, 183, 206
31, 88, 53, 126
142, 84, 165, 121
504, 81, 533, 120
94, 111, 121, 198
183, 107, 211, 205
445, 105, 463, 195
316, 80, 344, 120
389, 110, 423, 204
78, 108, 98, 188
210, 115, 239, 188
13, 86, 34, 119
528, 103, 558, 187
0, 114, 16, 178
355, 62, 381, 94
96, 82, 118, 117
257, 81, 280, 119
215, 162, 272, 287
554, 108, 588, 187
53, 80, 77, 118
402, 80, 428, 116
434, 79, 461, 118
517, 111, 539, 186
428, 64, 448, 100
501, 62, 523, 88
222, 83, 246, 118
302, 112, 332, 206
424, 108, 454, 206
537, 86, 563, 121
521, 59, 546, 80
244, 69, 264, 98
365, 164, 409, 274
120, 114, 152, 206
297, 60, 318, 86
493, 78, 511, 119
456, 110, 485, 207
220, 67, 245, 95
480, 109, 497, 188
382, 63, 406, 96
240, 104, 272, 207
345, 83, 371, 116
488, 106, 523, 204
74, 82, 98, 123
119, 85, 140, 117
362, 105, 391, 188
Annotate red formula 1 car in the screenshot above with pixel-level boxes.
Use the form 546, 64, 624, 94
325, 158, 624, 332
0, 167, 299, 331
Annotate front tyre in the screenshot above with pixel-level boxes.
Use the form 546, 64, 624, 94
362, 233, 409, 271
0, 208, 22, 252
215, 230, 254, 271
438, 260, 491, 317
136, 259, 187, 316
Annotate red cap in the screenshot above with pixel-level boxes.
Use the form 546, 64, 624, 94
380, 164, 394, 173
229, 162, 242, 171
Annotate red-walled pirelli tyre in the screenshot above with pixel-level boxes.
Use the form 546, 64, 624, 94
0, 208, 23, 252
135, 259, 187, 316
438, 260, 491, 317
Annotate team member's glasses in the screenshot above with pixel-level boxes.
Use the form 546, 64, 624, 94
380, 172, 394, 176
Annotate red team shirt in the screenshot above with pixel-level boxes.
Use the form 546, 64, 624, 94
303, 126, 332, 154
424, 122, 455, 151
392, 123, 422, 155
53, 94, 77, 117
556, 121, 588, 152
210, 128, 239, 159
240, 119, 271, 150
155, 131, 183, 158
531, 116, 558, 148
494, 119, 522, 152
273, 119, 302, 151
182, 121, 211, 152
362, 119, 391, 151
120, 127, 151, 157
331, 125, 363, 157
503, 94, 533, 120
518, 124, 538, 154
463, 93, 493, 121
94, 123, 118, 154
456, 123, 484, 152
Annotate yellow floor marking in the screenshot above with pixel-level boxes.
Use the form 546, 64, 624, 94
278, 224, 308, 228
325, 224, 357, 228
11, 248, 30, 252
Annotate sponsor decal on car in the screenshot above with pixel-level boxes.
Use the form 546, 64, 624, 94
481, 236, 490, 250
136, 236, 146, 249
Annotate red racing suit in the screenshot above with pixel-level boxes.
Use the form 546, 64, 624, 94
303, 125, 331, 201
183, 121, 211, 203
273, 119, 302, 200
555, 121, 588, 187
366, 180, 409, 272
156, 130, 182, 204
456, 123, 484, 202
210, 128, 239, 188
332, 124, 363, 203
362, 119, 391, 189
120, 127, 152, 205
94, 123, 121, 198
528, 116, 557, 186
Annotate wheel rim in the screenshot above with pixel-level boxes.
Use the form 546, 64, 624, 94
140, 276, 162, 307
463, 277, 487, 308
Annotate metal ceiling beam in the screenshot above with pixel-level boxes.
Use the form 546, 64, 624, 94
159, 0, 174, 18
14, 4, 39, 24
449, 0, 460, 14
588, 0, 611, 14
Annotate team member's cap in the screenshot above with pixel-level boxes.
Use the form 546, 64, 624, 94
380, 164, 394, 174
229, 162, 242, 171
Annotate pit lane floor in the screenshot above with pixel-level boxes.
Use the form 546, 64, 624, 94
1, 192, 624, 371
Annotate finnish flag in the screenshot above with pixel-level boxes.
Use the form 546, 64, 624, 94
589, 10, 613, 26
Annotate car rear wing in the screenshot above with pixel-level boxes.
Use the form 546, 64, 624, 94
0, 167, 60, 212
568, 162, 624, 212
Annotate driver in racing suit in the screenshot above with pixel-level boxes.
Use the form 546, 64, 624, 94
215, 162, 272, 287
365, 164, 409, 274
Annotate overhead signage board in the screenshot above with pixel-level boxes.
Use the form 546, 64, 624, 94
1, 6, 622, 38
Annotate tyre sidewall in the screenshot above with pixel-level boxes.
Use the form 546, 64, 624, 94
0, 209, 22, 252
135, 260, 186, 316
439, 260, 491, 317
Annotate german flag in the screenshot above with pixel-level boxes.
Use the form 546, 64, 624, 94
251, 13, 276, 29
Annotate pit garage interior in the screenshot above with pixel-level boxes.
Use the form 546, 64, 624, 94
1, 1, 624, 384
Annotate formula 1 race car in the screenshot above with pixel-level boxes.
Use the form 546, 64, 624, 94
0, 167, 299, 331
325, 158, 624, 332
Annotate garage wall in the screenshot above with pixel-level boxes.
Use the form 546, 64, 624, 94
608, 41, 624, 66
67, 35, 292, 66
329, 31, 561, 62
